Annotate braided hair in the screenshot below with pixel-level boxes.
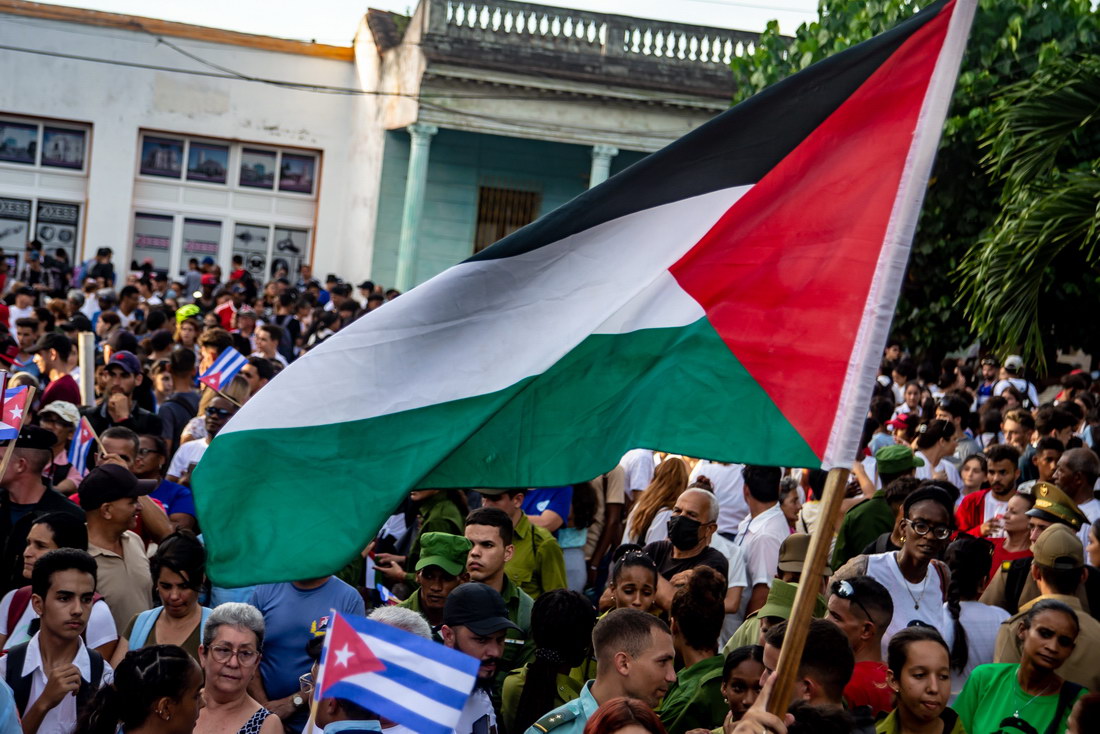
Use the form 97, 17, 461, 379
74, 645, 198, 734
512, 590, 596, 734
943, 536, 994, 673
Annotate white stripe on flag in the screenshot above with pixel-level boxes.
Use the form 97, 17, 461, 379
338, 670, 464, 724
359, 631, 477, 692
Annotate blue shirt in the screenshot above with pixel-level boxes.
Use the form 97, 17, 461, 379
249, 577, 365, 733
522, 487, 573, 529
0, 679, 17, 734
323, 721, 382, 734
151, 479, 196, 518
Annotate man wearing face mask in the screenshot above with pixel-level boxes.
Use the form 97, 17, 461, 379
643, 488, 728, 612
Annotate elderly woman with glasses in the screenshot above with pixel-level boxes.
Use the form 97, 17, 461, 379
834, 486, 956, 657
196, 602, 282, 734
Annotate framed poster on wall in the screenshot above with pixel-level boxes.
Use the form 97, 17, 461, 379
140, 136, 184, 178
41, 128, 86, 169
0, 122, 37, 164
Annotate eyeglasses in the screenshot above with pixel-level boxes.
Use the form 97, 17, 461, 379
205, 406, 235, 418
906, 519, 953, 540
832, 580, 875, 625
137, 447, 162, 457
208, 645, 259, 666
299, 672, 314, 695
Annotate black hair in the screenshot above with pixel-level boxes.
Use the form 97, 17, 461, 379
31, 511, 88, 551
985, 443, 1022, 466
805, 469, 828, 501
830, 576, 893, 631
1035, 562, 1085, 596
465, 506, 514, 545
1035, 436, 1065, 454
1020, 598, 1079, 638
670, 566, 725, 652
886, 626, 949, 679
742, 465, 781, 503
961, 453, 988, 473
765, 619, 854, 703
1074, 693, 1100, 733
870, 397, 896, 427
722, 644, 764, 681
101, 426, 140, 458
1036, 406, 1076, 436
914, 419, 955, 450
569, 481, 598, 529
119, 285, 140, 300
937, 394, 969, 420
75, 645, 198, 734
246, 355, 276, 382
592, 608, 670, 662
883, 476, 922, 511
150, 530, 206, 592
918, 478, 960, 507
944, 536, 994, 672
894, 359, 917, 381
148, 330, 173, 353
787, 701, 855, 734
609, 545, 658, 586
31, 548, 97, 599
513, 590, 596, 732
902, 487, 954, 522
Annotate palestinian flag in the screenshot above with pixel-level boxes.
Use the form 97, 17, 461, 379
194, 0, 977, 586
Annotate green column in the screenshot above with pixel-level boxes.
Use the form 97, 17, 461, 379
395, 122, 439, 292
589, 144, 619, 188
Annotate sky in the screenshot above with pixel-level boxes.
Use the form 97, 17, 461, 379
34, 0, 821, 46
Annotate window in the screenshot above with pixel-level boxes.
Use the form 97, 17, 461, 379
232, 223, 308, 280
0, 197, 81, 267
474, 186, 540, 253
132, 213, 174, 272
0, 116, 88, 171
140, 136, 184, 178
182, 218, 222, 262
187, 143, 229, 184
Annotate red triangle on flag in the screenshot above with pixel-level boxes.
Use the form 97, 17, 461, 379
199, 373, 223, 392
319, 614, 385, 695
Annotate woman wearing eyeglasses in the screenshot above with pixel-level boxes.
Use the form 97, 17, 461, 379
196, 602, 282, 734
954, 599, 1084, 734
834, 487, 956, 656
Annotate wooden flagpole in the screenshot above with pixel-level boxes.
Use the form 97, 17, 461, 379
0, 386, 36, 483
766, 466, 850, 716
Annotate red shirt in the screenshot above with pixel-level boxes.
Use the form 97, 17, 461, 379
41, 373, 82, 407
844, 660, 893, 717
989, 537, 1032, 584
955, 488, 993, 537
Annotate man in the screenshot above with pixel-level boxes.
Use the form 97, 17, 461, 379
324, 283, 352, 313
133, 434, 197, 533
88, 248, 114, 286
8, 287, 36, 331
157, 348, 199, 455
736, 466, 789, 616
760, 619, 858, 718
271, 292, 302, 360
397, 531, 471, 631
0, 549, 111, 733
248, 575, 366, 732
181, 258, 202, 302
477, 488, 567, 599
115, 285, 142, 330
0, 426, 84, 593
1019, 407, 1075, 482
975, 356, 999, 407
935, 395, 980, 465
80, 350, 163, 437
831, 445, 922, 569
528, 608, 676, 734
825, 576, 894, 717
96, 426, 174, 542
464, 507, 535, 698
1019, 437, 1064, 490
994, 355, 1039, 408
1053, 447, 1100, 546
643, 488, 729, 612
252, 323, 288, 367
13, 317, 42, 380
80, 464, 156, 631
690, 461, 748, 543
582, 468, 626, 591
166, 395, 238, 484
619, 449, 657, 499
233, 308, 260, 350
28, 332, 81, 406
1001, 409, 1035, 454
956, 443, 1020, 538
240, 356, 275, 396
993, 524, 1100, 693
441, 583, 521, 734
197, 327, 233, 374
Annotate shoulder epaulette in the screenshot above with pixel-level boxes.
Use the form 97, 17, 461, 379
531, 708, 578, 732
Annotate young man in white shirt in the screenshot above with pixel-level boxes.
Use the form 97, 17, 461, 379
0, 548, 112, 734
736, 465, 789, 618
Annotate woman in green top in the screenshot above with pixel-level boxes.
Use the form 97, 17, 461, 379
504, 589, 596, 733
954, 599, 1085, 734
657, 566, 728, 734
877, 627, 963, 734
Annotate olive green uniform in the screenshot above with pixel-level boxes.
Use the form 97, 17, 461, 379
657, 655, 727, 734
506, 514, 568, 599
501, 665, 582, 734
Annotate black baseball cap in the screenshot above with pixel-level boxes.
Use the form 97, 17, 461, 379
3, 425, 57, 451
25, 332, 73, 356
77, 464, 157, 511
442, 583, 520, 635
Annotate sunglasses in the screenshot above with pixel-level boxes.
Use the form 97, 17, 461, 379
832, 580, 875, 625
205, 406, 235, 418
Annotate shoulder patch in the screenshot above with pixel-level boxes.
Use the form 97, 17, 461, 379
532, 708, 578, 732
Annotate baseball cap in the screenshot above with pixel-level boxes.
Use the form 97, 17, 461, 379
473, 488, 522, 497
1032, 523, 1084, 570
1026, 481, 1088, 531
442, 583, 520, 635
38, 401, 80, 427
874, 444, 924, 474
1004, 355, 1024, 372
107, 350, 142, 376
415, 532, 473, 576
3, 425, 58, 451
236, 308, 257, 320
25, 332, 72, 356
176, 304, 200, 323
77, 464, 157, 511
777, 533, 831, 575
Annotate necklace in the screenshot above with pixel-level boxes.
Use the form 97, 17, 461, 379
895, 553, 930, 609
1013, 669, 1056, 718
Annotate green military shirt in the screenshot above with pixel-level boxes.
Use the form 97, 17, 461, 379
830, 491, 895, 570
526, 680, 599, 734
501, 664, 583, 734
405, 491, 465, 584
493, 574, 535, 708
506, 513, 568, 599
395, 591, 444, 643
720, 591, 828, 655
657, 655, 727, 734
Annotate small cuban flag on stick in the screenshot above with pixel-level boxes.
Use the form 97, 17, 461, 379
198, 347, 248, 397
0, 385, 29, 441
68, 416, 99, 477
317, 611, 479, 734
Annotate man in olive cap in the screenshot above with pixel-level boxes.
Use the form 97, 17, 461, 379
397, 531, 471, 633
993, 523, 1100, 692
831, 445, 923, 569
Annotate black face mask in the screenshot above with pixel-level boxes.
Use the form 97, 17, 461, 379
667, 515, 702, 550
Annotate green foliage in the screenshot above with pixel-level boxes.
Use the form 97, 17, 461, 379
729, 0, 1100, 364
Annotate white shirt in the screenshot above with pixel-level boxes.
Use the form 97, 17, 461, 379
452, 687, 495, 734
0, 591, 117, 650
0, 632, 113, 734
251, 349, 288, 367
914, 450, 963, 490
690, 461, 748, 535
736, 505, 788, 616
940, 600, 1010, 703
1078, 498, 1099, 547
867, 552, 946, 657
8, 305, 34, 331
993, 377, 1039, 407
619, 449, 656, 495
168, 438, 209, 478
710, 533, 750, 647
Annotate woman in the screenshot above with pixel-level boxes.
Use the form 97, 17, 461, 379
1087, 522, 1100, 568
954, 600, 1086, 734
75, 644, 205, 734
622, 458, 689, 545
37, 401, 82, 492
778, 477, 801, 533
561, 482, 598, 592
583, 697, 667, 734
179, 375, 250, 445
0, 512, 118, 659
114, 531, 212, 664
717, 645, 764, 728
196, 603, 281, 734
835, 487, 955, 653
877, 627, 965, 734
174, 316, 201, 356
893, 381, 923, 418
990, 492, 1034, 573
604, 545, 658, 614
940, 536, 1009, 701
504, 590, 596, 733
913, 420, 961, 488
659, 566, 728, 734
958, 454, 987, 504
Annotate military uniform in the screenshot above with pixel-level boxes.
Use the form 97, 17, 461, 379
494, 574, 535, 706
720, 580, 827, 655
501, 665, 583, 733
657, 655, 727, 734
395, 592, 445, 643
526, 680, 599, 734
994, 593, 1100, 693
404, 492, 466, 585
507, 513, 568, 599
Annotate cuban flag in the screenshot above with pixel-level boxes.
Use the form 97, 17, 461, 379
0, 387, 29, 441
199, 347, 248, 392
375, 583, 398, 606
68, 416, 97, 477
318, 612, 479, 734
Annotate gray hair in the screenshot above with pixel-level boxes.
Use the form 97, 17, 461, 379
368, 606, 431, 639
203, 602, 265, 650
680, 487, 719, 523
66, 289, 84, 306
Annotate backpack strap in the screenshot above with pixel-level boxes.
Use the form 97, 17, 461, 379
5, 586, 33, 641
1003, 558, 1031, 615
76, 648, 105, 716
129, 607, 163, 650
1044, 680, 1085, 734
4, 642, 31, 715
200, 606, 213, 637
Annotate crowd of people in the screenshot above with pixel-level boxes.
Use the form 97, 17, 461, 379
0, 243, 1096, 734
